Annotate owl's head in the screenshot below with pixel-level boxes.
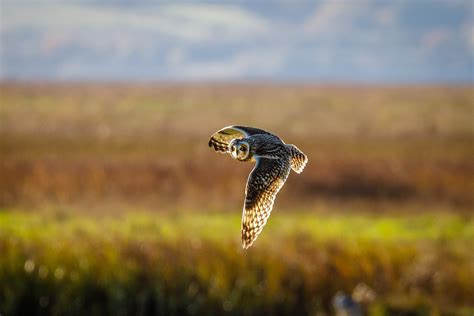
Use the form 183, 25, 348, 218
229, 139, 252, 161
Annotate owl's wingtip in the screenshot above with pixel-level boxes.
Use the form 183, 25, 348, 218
241, 243, 251, 250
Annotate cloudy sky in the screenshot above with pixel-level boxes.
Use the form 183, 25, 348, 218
1, 1, 473, 82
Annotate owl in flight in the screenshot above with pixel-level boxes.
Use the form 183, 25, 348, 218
209, 126, 308, 249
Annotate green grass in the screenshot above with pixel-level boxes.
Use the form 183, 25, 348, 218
1, 210, 473, 315
2, 210, 473, 244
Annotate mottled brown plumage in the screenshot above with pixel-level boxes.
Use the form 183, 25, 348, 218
209, 126, 308, 249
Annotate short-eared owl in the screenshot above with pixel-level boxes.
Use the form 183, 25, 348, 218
209, 126, 308, 249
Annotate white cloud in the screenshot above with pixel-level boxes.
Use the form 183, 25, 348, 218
2, 3, 270, 42
1, 2, 274, 73
304, 0, 369, 34
161, 4, 270, 38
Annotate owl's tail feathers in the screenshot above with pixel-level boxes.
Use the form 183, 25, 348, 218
288, 144, 308, 174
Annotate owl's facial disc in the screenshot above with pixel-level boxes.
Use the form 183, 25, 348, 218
229, 139, 251, 161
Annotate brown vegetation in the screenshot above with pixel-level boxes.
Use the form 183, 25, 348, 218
1, 83, 473, 211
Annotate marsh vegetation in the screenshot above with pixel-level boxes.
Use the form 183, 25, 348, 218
1, 83, 473, 315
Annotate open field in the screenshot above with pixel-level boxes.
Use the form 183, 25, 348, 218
1, 83, 473, 315
1, 210, 473, 315
1, 83, 473, 210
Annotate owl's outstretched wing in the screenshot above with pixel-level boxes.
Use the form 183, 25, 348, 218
208, 125, 273, 153
241, 157, 291, 249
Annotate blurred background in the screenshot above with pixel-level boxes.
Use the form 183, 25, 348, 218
1, 1, 473, 315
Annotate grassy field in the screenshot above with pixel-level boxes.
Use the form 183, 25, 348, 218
2, 83, 473, 209
1, 210, 473, 315
1, 83, 473, 315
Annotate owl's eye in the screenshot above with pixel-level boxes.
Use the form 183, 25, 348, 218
231, 145, 236, 152
240, 145, 247, 152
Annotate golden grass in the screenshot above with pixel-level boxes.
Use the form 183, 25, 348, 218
1, 83, 473, 210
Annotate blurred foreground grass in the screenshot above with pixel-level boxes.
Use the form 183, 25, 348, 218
1, 210, 473, 315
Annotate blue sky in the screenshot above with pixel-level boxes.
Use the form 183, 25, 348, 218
1, 1, 473, 82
